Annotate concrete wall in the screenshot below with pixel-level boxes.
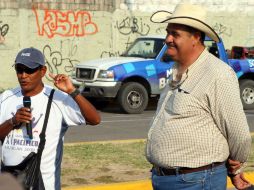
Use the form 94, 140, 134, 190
0, 0, 254, 89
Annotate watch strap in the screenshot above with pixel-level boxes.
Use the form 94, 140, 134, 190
69, 89, 80, 99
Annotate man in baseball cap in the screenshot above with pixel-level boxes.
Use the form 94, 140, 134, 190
12, 47, 46, 94
146, 3, 251, 190
0, 47, 101, 189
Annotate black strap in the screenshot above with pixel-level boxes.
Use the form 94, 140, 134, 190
0, 89, 55, 175
37, 89, 55, 158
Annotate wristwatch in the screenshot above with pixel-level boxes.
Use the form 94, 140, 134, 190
69, 89, 80, 99
227, 162, 247, 177
9, 117, 19, 129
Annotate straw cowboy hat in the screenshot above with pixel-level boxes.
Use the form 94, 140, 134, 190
150, 3, 220, 42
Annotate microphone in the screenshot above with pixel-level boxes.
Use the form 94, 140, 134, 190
23, 96, 33, 139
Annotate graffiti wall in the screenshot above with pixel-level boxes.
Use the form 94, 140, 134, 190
0, 0, 253, 89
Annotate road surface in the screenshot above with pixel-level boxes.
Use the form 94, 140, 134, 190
65, 103, 254, 143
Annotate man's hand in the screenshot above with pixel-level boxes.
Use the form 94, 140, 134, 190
14, 107, 32, 126
227, 159, 242, 174
49, 73, 75, 94
230, 173, 251, 190
49, 73, 101, 125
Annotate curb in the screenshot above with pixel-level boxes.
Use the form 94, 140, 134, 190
62, 180, 152, 190
64, 139, 146, 146
62, 172, 254, 190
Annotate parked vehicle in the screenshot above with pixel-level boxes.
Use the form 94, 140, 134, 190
71, 36, 254, 113
230, 46, 254, 59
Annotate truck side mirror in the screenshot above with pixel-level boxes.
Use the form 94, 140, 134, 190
161, 53, 172, 62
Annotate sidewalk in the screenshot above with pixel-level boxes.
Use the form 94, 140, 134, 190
63, 172, 254, 190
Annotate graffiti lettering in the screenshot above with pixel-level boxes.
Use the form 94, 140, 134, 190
124, 36, 133, 50
0, 21, 9, 43
100, 51, 120, 58
33, 8, 98, 38
43, 39, 79, 81
156, 26, 166, 35
213, 23, 232, 37
116, 17, 150, 36
100, 37, 133, 58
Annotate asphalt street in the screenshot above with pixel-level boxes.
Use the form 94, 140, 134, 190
65, 102, 254, 143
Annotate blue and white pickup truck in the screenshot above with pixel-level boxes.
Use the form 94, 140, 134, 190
71, 36, 254, 113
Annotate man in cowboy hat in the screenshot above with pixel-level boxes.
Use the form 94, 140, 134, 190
145, 3, 252, 190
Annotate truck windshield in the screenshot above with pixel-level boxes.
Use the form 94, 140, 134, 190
205, 40, 220, 58
122, 38, 165, 59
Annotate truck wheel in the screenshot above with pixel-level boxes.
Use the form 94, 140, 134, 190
117, 82, 148, 114
239, 79, 254, 110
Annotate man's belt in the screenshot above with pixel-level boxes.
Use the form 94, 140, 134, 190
153, 162, 225, 176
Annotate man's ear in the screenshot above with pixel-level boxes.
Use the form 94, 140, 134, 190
40, 66, 47, 77
192, 32, 202, 45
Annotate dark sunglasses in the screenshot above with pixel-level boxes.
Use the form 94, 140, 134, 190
15, 66, 42, 74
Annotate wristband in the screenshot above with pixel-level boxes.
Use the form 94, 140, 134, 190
228, 172, 237, 178
228, 163, 247, 177
8, 117, 17, 128
69, 89, 80, 99
8, 118, 13, 126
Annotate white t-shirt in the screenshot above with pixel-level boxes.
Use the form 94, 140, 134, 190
0, 85, 85, 189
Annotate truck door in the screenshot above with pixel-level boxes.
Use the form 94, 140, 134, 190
154, 44, 174, 94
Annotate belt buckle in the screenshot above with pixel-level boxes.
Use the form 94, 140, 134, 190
153, 165, 179, 176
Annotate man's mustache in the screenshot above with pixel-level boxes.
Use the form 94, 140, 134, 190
166, 43, 176, 48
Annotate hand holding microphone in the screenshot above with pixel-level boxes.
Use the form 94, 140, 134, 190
23, 96, 33, 139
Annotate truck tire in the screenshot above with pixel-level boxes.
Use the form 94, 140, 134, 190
117, 82, 148, 114
239, 79, 254, 110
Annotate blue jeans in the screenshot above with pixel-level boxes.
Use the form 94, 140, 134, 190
152, 163, 227, 190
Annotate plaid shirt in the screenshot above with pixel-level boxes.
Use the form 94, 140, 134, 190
146, 49, 251, 168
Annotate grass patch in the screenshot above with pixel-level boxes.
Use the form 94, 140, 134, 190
61, 141, 151, 187
71, 178, 89, 184
63, 142, 151, 169
244, 137, 254, 171
94, 176, 119, 183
